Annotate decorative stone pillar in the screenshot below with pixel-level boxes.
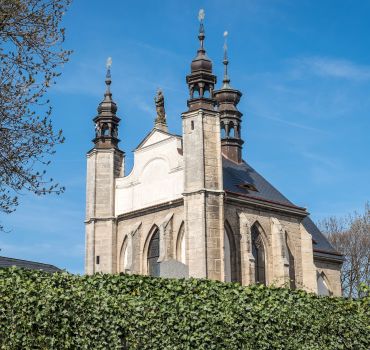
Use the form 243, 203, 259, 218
238, 212, 254, 286
300, 223, 318, 293
270, 218, 290, 286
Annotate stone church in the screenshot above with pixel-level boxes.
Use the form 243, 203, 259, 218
85, 15, 343, 296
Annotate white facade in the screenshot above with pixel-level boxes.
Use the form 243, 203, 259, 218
115, 129, 184, 215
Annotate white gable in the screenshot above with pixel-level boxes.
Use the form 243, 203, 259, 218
115, 130, 183, 215
138, 129, 172, 149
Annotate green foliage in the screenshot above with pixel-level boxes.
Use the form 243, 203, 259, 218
0, 268, 369, 349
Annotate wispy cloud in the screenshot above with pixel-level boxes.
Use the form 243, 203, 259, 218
301, 151, 338, 168
293, 57, 370, 81
261, 115, 327, 134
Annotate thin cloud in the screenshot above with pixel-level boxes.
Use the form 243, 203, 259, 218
294, 57, 370, 81
261, 114, 327, 134
301, 151, 338, 168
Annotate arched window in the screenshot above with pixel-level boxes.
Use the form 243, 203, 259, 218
317, 272, 331, 296
285, 232, 295, 289
120, 239, 129, 273
147, 229, 160, 277
221, 123, 226, 138
252, 225, 266, 285
177, 224, 186, 264
193, 87, 200, 98
228, 122, 235, 138
203, 87, 210, 98
224, 229, 231, 282
102, 123, 109, 136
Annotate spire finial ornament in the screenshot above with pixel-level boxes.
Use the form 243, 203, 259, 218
222, 31, 231, 88
92, 56, 121, 149
214, 34, 244, 163
105, 57, 112, 94
198, 9, 205, 50
154, 88, 168, 132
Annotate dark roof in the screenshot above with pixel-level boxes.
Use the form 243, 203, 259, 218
223, 158, 343, 261
0, 256, 61, 273
223, 158, 295, 207
301, 217, 344, 261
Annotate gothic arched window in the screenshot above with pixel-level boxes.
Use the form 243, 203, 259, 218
147, 229, 160, 277
317, 272, 331, 296
176, 224, 186, 264
224, 229, 232, 282
120, 239, 129, 273
285, 232, 296, 289
252, 225, 266, 285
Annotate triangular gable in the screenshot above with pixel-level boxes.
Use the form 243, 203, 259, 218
135, 128, 178, 150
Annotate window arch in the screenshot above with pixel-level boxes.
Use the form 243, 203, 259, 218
120, 238, 129, 273
221, 122, 226, 138
317, 272, 332, 296
251, 224, 266, 285
101, 123, 109, 136
224, 229, 232, 282
147, 228, 160, 277
228, 122, 235, 138
224, 222, 239, 283
285, 232, 296, 289
176, 223, 186, 264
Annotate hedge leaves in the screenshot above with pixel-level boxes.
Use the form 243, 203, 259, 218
0, 268, 369, 349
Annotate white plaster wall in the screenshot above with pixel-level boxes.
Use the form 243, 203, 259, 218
115, 130, 184, 215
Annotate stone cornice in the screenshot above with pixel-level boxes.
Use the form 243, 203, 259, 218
225, 190, 308, 218
86, 147, 124, 157
182, 189, 224, 196
117, 198, 183, 221
84, 217, 116, 224
313, 249, 344, 264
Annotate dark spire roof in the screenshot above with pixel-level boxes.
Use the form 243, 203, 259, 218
186, 9, 217, 111
214, 32, 244, 163
97, 60, 117, 115
190, 12, 212, 73
93, 58, 121, 149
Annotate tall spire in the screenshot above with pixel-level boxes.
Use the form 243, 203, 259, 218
214, 32, 244, 163
186, 9, 217, 111
93, 57, 121, 149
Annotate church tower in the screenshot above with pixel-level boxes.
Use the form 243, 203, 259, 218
85, 59, 124, 274
182, 10, 224, 280
214, 32, 244, 163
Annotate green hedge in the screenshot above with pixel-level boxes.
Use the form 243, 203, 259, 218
0, 268, 369, 349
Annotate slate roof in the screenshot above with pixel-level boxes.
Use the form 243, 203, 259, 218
223, 158, 343, 261
0, 256, 61, 273
223, 158, 295, 207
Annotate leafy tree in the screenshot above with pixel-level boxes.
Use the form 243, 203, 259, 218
318, 202, 370, 298
0, 0, 72, 229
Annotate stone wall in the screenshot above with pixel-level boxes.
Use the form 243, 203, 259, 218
314, 259, 342, 296
85, 148, 123, 274
182, 109, 224, 281
116, 202, 184, 275
224, 201, 318, 292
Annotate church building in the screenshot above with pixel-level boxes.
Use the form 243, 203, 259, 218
85, 13, 343, 296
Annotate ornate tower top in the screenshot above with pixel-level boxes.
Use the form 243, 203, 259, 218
93, 57, 121, 149
154, 89, 168, 132
214, 32, 244, 163
186, 9, 217, 111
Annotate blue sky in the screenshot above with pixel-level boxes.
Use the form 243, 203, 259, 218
1, 0, 369, 273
